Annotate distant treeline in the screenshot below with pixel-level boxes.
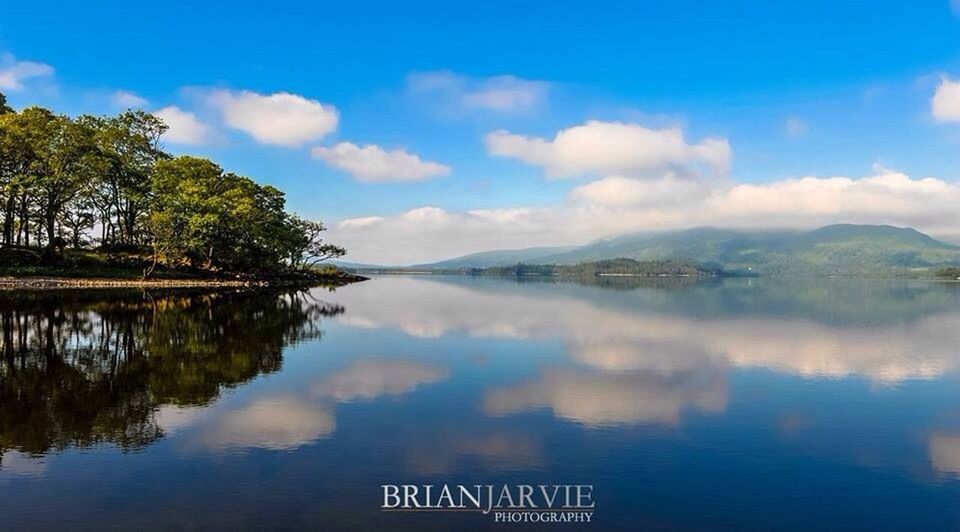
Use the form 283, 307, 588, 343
467, 258, 726, 277
935, 267, 960, 279
0, 92, 343, 277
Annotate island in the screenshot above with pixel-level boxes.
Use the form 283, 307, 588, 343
470, 258, 728, 277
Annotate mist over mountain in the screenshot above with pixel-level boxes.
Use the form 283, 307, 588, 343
417, 225, 960, 276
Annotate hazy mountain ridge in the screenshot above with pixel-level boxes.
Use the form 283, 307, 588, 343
413, 245, 577, 269
417, 225, 960, 276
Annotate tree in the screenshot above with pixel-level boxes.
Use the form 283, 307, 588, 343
0, 107, 51, 247
286, 215, 346, 270
0, 109, 28, 244
59, 195, 97, 248
1, 102, 346, 276
146, 156, 324, 276
85, 111, 167, 248
0, 92, 12, 115
26, 111, 102, 261
147, 156, 223, 272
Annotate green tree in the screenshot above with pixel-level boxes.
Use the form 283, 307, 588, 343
85, 111, 167, 247
147, 156, 312, 275
28, 111, 102, 260
0, 92, 12, 115
286, 215, 346, 270
2, 101, 347, 276
0, 107, 51, 247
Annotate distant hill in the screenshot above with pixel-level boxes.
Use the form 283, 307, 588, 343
330, 260, 394, 270
412, 245, 576, 270
416, 225, 960, 276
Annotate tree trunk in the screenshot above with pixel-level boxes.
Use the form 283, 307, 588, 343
2, 196, 14, 245
143, 248, 159, 279
40, 209, 59, 265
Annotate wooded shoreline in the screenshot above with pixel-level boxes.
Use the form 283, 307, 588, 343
0, 270, 367, 289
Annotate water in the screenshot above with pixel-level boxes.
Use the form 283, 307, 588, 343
2, 276, 960, 530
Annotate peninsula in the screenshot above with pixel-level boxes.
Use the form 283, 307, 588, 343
0, 93, 363, 288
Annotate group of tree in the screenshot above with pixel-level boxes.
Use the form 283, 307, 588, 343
0, 91, 345, 276
935, 267, 960, 280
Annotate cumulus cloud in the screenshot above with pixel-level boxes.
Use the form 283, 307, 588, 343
110, 90, 147, 108
569, 174, 713, 207
932, 76, 960, 122
153, 105, 212, 145
0, 53, 54, 91
486, 120, 731, 179
701, 169, 960, 227
338, 216, 384, 228
312, 142, 450, 183
407, 71, 549, 113
329, 168, 960, 265
402, 206, 450, 222
208, 89, 338, 147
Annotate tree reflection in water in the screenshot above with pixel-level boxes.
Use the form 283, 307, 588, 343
0, 288, 343, 460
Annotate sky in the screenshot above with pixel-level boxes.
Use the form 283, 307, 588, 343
3, 0, 960, 264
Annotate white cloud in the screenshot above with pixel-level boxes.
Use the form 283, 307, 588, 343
932, 76, 960, 122
569, 174, 712, 207
328, 168, 960, 265
467, 208, 534, 223
209, 89, 338, 147
153, 106, 212, 145
402, 206, 450, 222
407, 71, 549, 113
312, 142, 450, 183
486, 120, 731, 179
110, 90, 147, 108
462, 75, 548, 111
785, 117, 808, 137
338, 216, 384, 228
0, 53, 54, 91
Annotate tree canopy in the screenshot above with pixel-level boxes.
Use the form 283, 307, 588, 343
0, 91, 344, 276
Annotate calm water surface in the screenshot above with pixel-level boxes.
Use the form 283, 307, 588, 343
3, 276, 960, 530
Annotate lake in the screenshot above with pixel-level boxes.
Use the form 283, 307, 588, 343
2, 276, 960, 530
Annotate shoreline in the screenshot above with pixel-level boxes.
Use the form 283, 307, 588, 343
0, 273, 368, 290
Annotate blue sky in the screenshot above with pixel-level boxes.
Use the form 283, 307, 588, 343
3, 0, 960, 263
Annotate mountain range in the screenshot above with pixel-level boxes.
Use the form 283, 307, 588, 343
411, 224, 960, 276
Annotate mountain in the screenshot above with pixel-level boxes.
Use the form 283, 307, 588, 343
413, 245, 576, 270
417, 225, 960, 276
330, 260, 394, 270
